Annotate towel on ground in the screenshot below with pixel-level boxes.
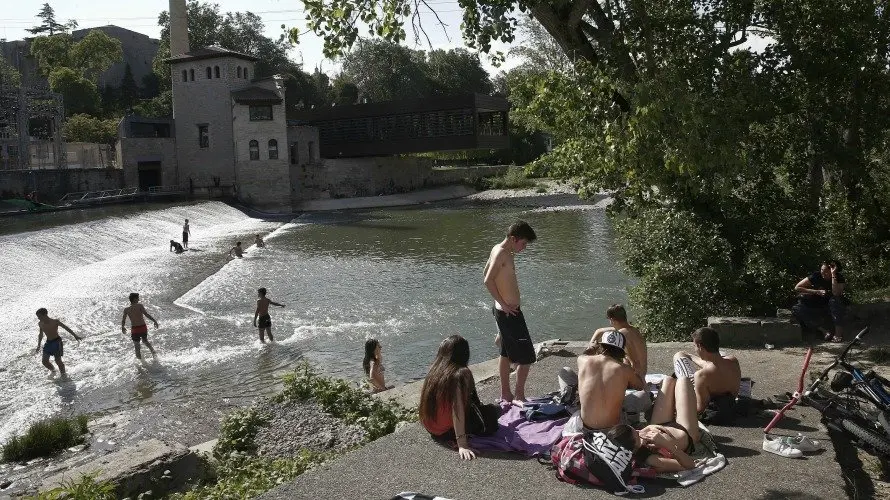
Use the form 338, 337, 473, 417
651, 422, 728, 487
469, 401, 568, 456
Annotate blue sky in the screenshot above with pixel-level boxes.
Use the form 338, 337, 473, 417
3, 0, 521, 75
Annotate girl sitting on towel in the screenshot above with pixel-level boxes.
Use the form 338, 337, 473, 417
420, 335, 500, 460
363, 338, 393, 393
607, 375, 702, 473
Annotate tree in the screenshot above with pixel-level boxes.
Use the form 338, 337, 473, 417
340, 39, 430, 102
424, 48, 492, 96
133, 90, 173, 118
118, 63, 140, 110
63, 113, 118, 145
29, 34, 73, 76
331, 75, 359, 105
48, 68, 100, 115
69, 30, 123, 82
0, 56, 22, 86
27, 3, 76, 36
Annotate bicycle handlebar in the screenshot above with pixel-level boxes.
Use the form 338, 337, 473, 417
839, 326, 870, 360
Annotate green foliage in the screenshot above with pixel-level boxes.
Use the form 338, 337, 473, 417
424, 48, 493, 96
2, 415, 88, 463
48, 68, 100, 116
0, 56, 22, 86
340, 39, 430, 102
118, 64, 140, 110
132, 90, 173, 118
30, 472, 114, 500
30, 35, 73, 77
27, 3, 77, 36
331, 76, 359, 105
63, 114, 118, 145
277, 362, 416, 442
171, 453, 325, 500
480, 168, 537, 190
68, 31, 123, 82
212, 407, 270, 460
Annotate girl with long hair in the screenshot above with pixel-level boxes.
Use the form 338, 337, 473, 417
419, 335, 500, 460
363, 338, 391, 393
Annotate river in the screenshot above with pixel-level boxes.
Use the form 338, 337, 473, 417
0, 199, 632, 445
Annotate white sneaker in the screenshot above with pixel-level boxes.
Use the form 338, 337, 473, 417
763, 435, 803, 458
781, 433, 823, 452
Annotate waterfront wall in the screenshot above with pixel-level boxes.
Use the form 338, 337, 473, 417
0, 168, 125, 201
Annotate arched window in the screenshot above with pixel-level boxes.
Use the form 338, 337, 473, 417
249, 140, 259, 160
237, 66, 242, 78
214, 66, 220, 78
244, 68, 249, 79
181, 70, 187, 82
189, 69, 195, 81
268, 139, 278, 159
206, 67, 212, 79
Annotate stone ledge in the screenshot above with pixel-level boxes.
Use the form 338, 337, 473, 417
707, 316, 801, 346
41, 439, 214, 498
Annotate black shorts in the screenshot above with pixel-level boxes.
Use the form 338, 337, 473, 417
492, 307, 536, 365
257, 314, 271, 329
182, 232, 189, 244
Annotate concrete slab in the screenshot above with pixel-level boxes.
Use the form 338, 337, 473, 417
298, 186, 476, 212
41, 439, 212, 498
261, 344, 846, 500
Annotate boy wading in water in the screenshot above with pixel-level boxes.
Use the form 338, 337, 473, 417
122, 293, 159, 360
483, 220, 537, 404
35, 308, 82, 378
254, 288, 285, 343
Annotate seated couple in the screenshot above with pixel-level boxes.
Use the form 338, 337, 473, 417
579, 326, 740, 474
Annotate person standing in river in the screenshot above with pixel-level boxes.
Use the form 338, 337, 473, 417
122, 293, 160, 360
483, 220, 538, 404
254, 287, 285, 343
182, 219, 191, 249
35, 308, 82, 378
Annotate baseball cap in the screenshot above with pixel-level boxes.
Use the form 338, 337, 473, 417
599, 330, 626, 351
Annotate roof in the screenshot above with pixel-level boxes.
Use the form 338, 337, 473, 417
166, 45, 258, 63
231, 86, 283, 105
290, 93, 509, 122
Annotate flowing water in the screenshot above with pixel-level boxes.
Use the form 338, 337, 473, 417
0, 200, 632, 445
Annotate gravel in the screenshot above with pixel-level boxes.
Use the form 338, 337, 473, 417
253, 399, 367, 458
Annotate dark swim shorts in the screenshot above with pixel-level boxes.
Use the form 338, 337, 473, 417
42, 338, 63, 358
492, 307, 536, 365
257, 314, 272, 329
131, 324, 148, 342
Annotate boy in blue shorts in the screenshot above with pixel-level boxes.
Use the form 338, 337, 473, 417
35, 308, 82, 378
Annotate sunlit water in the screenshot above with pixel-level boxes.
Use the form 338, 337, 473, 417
0, 200, 632, 443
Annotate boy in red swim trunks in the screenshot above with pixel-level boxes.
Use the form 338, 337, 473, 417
121, 292, 160, 359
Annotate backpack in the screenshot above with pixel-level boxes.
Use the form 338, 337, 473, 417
548, 434, 650, 495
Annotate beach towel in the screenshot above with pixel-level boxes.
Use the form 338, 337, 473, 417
469, 401, 568, 456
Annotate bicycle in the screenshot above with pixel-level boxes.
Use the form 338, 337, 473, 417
764, 326, 890, 458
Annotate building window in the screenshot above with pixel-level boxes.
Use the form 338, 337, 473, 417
290, 143, 298, 164
237, 66, 242, 78
268, 139, 278, 159
308, 141, 315, 160
198, 125, 209, 148
204, 67, 210, 79
214, 66, 220, 78
249, 140, 259, 160
189, 69, 195, 81
244, 68, 249, 79
249, 105, 273, 121
181, 70, 187, 82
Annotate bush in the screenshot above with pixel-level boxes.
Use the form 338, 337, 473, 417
31, 472, 114, 500
277, 362, 416, 442
481, 168, 537, 190
3, 415, 88, 463
212, 408, 270, 460
171, 453, 325, 500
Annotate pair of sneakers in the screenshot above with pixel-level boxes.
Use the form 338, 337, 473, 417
762, 433, 823, 458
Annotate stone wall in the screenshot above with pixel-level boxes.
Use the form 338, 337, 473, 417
117, 137, 178, 188
0, 168, 124, 201
310, 157, 434, 198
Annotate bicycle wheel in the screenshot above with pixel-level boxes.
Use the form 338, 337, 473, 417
841, 418, 890, 458
880, 410, 890, 434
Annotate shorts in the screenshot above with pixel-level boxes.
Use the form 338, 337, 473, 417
42, 338, 63, 358
257, 314, 271, 329
182, 232, 189, 244
131, 324, 148, 342
492, 307, 536, 365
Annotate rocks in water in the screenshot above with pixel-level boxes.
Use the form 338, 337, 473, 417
1, 480, 12, 489
253, 400, 367, 459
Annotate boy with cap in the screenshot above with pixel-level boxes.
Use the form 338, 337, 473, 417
577, 330, 646, 431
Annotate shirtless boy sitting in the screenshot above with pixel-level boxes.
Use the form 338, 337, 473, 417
673, 327, 741, 414
229, 242, 244, 259
35, 308, 82, 378
253, 287, 285, 343
578, 330, 645, 432
590, 304, 650, 415
121, 292, 160, 360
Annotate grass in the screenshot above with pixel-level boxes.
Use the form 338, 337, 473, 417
2, 415, 88, 463
480, 167, 538, 190
850, 286, 890, 304
29, 472, 115, 500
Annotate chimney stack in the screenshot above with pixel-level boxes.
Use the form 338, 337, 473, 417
169, 0, 190, 56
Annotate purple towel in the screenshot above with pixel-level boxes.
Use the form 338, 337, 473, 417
469, 402, 568, 456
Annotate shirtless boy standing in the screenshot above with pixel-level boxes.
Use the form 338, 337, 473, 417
578, 331, 645, 431
121, 292, 159, 360
253, 287, 285, 343
673, 327, 741, 412
35, 308, 82, 377
182, 219, 191, 249
483, 220, 537, 403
